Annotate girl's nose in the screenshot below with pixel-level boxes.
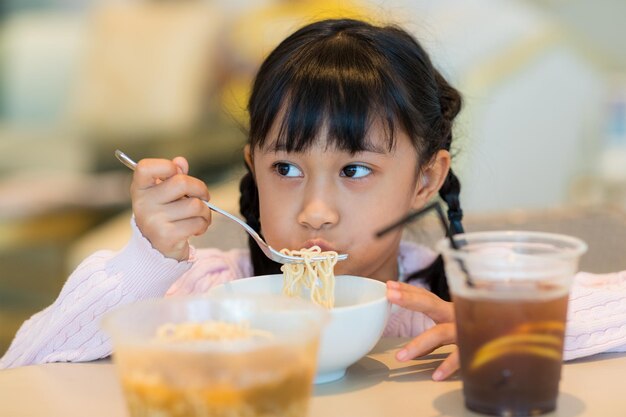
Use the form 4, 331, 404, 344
297, 197, 339, 230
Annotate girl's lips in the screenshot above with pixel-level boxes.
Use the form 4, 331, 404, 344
303, 239, 337, 253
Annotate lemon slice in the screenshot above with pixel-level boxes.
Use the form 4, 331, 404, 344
470, 343, 562, 371
515, 321, 565, 334
468, 330, 563, 371
474, 333, 561, 356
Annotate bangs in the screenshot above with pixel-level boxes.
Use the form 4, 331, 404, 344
249, 27, 419, 154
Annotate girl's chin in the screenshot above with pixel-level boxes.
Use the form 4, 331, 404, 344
333, 263, 358, 277
333, 263, 347, 276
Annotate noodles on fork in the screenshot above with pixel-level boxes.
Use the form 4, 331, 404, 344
280, 246, 338, 309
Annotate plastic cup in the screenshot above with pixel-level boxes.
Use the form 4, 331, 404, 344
102, 294, 329, 417
437, 231, 587, 416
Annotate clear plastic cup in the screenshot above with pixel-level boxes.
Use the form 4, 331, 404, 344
102, 294, 329, 417
437, 231, 587, 417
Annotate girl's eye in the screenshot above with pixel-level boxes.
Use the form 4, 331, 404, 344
274, 162, 303, 177
341, 164, 372, 179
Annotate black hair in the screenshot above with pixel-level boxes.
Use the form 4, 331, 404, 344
239, 18, 463, 301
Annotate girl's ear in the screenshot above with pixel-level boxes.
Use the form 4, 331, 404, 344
411, 150, 451, 209
244, 144, 254, 175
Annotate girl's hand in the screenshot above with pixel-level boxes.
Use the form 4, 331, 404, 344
131, 157, 212, 261
386, 280, 459, 381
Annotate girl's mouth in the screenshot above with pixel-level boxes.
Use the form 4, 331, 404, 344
303, 239, 337, 253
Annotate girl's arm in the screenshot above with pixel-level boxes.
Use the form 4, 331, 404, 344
564, 270, 626, 360
0, 157, 238, 369
0, 218, 192, 369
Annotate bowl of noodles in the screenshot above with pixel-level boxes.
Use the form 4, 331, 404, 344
211, 247, 391, 384
102, 294, 329, 417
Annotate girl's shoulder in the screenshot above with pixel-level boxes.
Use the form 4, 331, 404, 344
398, 240, 438, 277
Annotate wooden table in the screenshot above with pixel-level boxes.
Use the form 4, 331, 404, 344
1, 338, 625, 416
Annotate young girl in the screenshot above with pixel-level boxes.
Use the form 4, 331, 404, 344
2, 18, 625, 379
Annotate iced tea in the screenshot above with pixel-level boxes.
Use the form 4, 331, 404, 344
454, 290, 568, 416
437, 231, 587, 416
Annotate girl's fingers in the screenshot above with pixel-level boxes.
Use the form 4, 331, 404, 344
396, 323, 456, 362
172, 156, 189, 175
386, 281, 432, 310
432, 347, 460, 381
129, 156, 209, 261
171, 216, 211, 239
387, 281, 459, 381
132, 157, 199, 199
387, 281, 454, 323
148, 217, 210, 260
132, 159, 181, 190
163, 197, 212, 224
144, 174, 210, 205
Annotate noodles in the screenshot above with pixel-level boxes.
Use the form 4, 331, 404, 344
155, 321, 272, 342
280, 246, 338, 309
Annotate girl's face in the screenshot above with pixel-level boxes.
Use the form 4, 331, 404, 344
247, 121, 450, 282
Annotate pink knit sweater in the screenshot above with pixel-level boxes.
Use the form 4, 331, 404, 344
2, 219, 625, 369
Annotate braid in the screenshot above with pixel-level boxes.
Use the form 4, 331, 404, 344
238, 164, 281, 276
439, 169, 464, 234
435, 67, 464, 235
434, 70, 462, 142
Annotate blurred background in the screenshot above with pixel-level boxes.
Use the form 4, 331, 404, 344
1, 0, 626, 355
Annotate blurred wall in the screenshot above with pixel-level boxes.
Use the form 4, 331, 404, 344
1, 0, 624, 209
367, 0, 616, 213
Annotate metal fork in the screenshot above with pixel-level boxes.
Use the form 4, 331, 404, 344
115, 150, 348, 265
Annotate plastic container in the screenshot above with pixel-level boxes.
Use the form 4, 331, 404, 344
102, 294, 329, 417
437, 231, 587, 416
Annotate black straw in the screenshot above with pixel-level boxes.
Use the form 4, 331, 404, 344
375, 201, 474, 287
375, 202, 460, 248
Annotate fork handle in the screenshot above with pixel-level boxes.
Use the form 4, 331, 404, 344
115, 150, 137, 171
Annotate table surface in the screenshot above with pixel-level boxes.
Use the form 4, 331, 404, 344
1, 338, 625, 417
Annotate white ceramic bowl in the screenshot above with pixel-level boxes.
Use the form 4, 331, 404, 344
210, 274, 390, 384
